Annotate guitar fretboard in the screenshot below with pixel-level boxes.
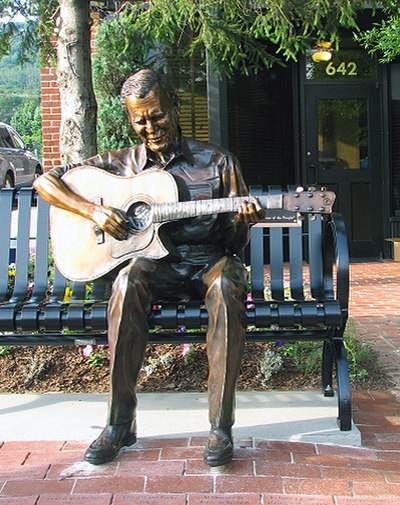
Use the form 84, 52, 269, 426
152, 195, 281, 222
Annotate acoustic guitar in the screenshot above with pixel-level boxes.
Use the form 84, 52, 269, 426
49, 166, 336, 281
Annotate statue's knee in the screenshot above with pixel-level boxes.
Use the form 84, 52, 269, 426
113, 259, 147, 295
206, 270, 246, 303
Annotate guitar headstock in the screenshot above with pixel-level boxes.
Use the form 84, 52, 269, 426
284, 186, 336, 214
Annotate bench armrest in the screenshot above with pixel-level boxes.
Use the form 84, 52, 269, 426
323, 212, 349, 315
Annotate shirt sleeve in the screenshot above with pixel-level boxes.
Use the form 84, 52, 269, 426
219, 152, 250, 254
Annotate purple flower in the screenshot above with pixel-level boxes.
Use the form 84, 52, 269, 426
82, 345, 94, 358
180, 343, 191, 358
275, 342, 284, 347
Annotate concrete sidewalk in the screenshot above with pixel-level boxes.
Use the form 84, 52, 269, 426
0, 391, 361, 446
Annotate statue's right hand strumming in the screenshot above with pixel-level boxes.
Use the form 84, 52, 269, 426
91, 205, 130, 241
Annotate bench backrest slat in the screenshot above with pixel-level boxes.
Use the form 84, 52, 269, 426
289, 225, 304, 300
308, 215, 324, 300
268, 185, 285, 300
50, 265, 68, 302
10, 188, 34, 302
269, 226, 284, 300
30, 195, 50, 302
0, 189, 14, 300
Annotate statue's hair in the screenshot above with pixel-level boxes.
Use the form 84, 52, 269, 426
121, 68, 177, 106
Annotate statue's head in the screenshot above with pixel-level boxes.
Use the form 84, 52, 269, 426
121, 69, 180, 156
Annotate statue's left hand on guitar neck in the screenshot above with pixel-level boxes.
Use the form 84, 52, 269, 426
234, 197, 266, 224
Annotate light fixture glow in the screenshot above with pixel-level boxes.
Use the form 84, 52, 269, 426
311, 42, 333, 63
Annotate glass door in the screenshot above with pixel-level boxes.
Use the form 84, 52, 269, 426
303, 85, 383, 258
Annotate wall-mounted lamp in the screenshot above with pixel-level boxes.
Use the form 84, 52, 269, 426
311, 41, 333, 63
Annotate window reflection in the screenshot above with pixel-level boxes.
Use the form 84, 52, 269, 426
317, 99, 368, 170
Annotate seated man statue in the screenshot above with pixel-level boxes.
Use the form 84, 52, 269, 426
34, 68, 264, 467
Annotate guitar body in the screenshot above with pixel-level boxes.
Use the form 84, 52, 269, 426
50, 167, 179, 282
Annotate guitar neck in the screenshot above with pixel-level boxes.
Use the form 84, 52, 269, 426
152, 194, 282, 222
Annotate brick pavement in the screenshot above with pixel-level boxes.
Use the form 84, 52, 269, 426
0, 261, 399, 504
349, 261, 400, 387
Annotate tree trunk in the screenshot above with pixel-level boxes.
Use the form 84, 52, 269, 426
57, 0, 97, 164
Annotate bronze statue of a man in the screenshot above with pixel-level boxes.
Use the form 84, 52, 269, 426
34, 68, 264, 467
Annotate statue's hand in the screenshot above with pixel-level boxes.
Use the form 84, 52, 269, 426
235, 197, 266, 224
91, 205, 130, 240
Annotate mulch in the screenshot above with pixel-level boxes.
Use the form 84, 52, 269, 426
0, 342, 392, 394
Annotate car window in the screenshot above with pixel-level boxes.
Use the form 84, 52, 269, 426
0, 127, 14, 148
9, 130, 25, 149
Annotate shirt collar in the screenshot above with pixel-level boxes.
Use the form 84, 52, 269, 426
135, 135, 194, 171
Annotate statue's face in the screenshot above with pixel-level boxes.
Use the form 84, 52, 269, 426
126, 86, 179, 155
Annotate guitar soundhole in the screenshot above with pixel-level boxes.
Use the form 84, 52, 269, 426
127, 202, 152, 233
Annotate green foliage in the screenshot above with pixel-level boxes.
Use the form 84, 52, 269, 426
280, 341, 323, 376
259, 348, 283, 385
96, 96, 137, 153
93, 5, 155, 151
343, 319, 373, 380
10, 100, 42, 154
143, 352, 174, 377
357, 4, 400, 62
0, 95, 24, 124
277, 319, 374, 381
87, 347, 109, 368
0, 1, 59, 67
0, 30, 40, 123
0, 346, 11, 356
127, 0, 372, 77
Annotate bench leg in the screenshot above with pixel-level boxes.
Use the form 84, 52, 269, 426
334, 338, 352, 431
322, 341, 335, 397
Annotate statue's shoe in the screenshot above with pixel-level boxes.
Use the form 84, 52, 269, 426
84, 423, 137, 465
203, 426, 233, 467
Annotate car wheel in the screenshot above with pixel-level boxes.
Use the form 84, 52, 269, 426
3, 174, 14, 188
34, 166, 42, 179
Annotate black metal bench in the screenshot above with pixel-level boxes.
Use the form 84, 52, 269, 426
0, 186, 351, 430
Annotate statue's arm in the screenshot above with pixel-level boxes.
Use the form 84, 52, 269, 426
221, 154, 264, 254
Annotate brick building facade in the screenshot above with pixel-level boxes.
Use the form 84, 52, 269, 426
40, 65, 61, 171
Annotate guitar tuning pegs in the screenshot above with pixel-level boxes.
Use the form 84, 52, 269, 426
296, 186, 304, 193
307, 186, 317, 192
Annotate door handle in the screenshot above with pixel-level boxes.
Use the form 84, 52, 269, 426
309, 164, 318, 185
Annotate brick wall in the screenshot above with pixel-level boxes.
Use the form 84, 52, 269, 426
40, 65, 62, 171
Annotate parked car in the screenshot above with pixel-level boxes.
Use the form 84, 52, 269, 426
0, 122, 42, 188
